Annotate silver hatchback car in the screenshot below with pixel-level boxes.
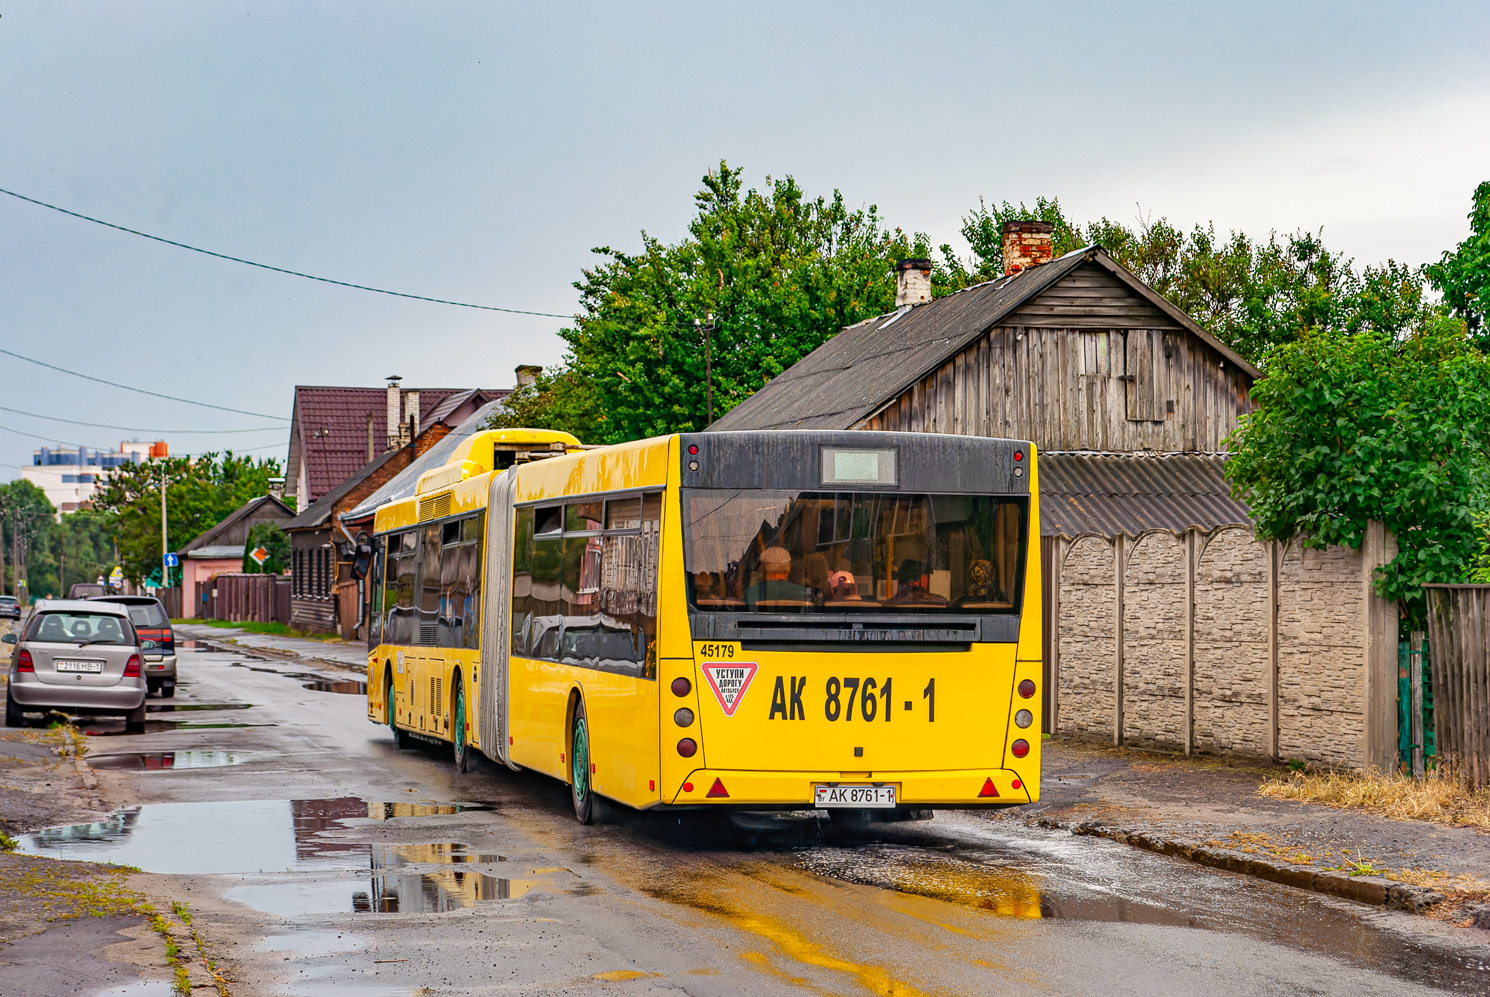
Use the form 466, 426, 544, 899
4, 600, 158, 730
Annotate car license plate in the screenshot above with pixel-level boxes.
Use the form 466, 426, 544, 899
54, 659, 104, 674
814, 784, 897, 808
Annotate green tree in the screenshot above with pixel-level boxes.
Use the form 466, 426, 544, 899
937, 199, 1430, 366
1427, 180, 1490, 349
1224, 320, 1490, 628
57, 508, 119, 595
91, 453, 283, 583
241, 521, 290, 574
502, 162, 931, 442
0, 480, 59, 600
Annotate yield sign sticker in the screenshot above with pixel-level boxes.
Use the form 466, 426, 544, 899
701, 662, 758, 718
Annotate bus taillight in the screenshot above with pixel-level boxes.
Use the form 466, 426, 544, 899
1018, 679, 1036, 699
1011, 739, 1030, 759
671, 677, 691, 697
677, 738, 697, 757
979, 778, 999, 798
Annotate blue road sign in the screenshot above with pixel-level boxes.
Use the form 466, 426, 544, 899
163, 553, 180, 568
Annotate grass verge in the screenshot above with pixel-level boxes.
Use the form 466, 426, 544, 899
172, 618, 342, 641
1259, 768, 1490, 830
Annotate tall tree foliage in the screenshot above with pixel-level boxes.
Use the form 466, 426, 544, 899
91, 453, 283, 582
1427, 180, 1490, 349
0, 480, 59, 598
1225, 320, 1490, 628
494, 162, 930, 442
936, 198, 1431, 365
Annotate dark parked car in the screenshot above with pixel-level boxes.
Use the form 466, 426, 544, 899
4, 600, 158, 729
90, 595, 177, 697
0, 595, 19, 621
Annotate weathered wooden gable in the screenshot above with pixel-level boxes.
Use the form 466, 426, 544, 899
861, 261, 1253, 452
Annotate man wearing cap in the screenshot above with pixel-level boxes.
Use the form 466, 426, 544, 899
747, 546, 815, 607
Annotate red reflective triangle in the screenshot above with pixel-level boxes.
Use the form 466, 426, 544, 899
978, 777, 999, 798
706, 777, 730, 798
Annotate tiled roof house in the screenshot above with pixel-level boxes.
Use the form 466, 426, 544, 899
285, 379, 507, 510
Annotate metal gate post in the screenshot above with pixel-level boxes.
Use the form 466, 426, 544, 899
1411, 630, 1425, 778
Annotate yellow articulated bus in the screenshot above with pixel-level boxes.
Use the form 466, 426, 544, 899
366, 428, 1041, 823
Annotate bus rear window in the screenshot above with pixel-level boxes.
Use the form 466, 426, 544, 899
682, 490, 1025, 614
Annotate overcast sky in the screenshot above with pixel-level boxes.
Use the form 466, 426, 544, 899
2, 1, 1487, 475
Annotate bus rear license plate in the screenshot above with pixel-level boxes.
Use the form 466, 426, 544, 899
814, 785, 896, 808
55, 660, 104, 673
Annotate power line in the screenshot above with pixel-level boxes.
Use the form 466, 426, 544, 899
0, 422, 111, 451
0, 404, 283, 435
0, 347, 289, 420
0, 185, 575, 319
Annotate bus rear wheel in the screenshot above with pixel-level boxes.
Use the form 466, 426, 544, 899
570, 700, 594, 824
452, 678, 470, 773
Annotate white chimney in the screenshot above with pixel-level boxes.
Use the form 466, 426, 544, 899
895, 259, 932, 307
385, 376, 402, 449
515, 365, 542, 389
405, 391, 420, 444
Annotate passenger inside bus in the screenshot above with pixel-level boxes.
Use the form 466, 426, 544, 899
745, 546, 815, 608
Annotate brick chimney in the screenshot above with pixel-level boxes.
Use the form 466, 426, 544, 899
385, 375, 402, 448
1002, 221, 1054, 276
895, 258, 932, 307
515, 365, 542, 389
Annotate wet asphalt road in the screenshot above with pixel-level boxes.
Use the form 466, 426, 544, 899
22, 644, 1490, 997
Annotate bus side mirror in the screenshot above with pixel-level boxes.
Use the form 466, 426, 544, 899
351, 543, 373, 581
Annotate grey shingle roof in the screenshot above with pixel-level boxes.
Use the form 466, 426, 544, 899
708, 246, 1257, 433
1039, 452, 1252, 537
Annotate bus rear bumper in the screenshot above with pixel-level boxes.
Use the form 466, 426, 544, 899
667, 768, 1034, 807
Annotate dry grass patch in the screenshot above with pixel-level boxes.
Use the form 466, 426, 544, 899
1259, 768, 1490, 830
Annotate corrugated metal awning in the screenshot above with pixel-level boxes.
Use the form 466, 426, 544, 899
1038, 452, 1252, 537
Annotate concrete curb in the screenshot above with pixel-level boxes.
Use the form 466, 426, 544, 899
1036, 816, 1449, 916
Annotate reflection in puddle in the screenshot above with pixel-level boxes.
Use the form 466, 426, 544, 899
84, 719, 275, 736
88, 750, 252, 771
303, 679, 367, 695
147, 702, 253, 712
21, 798, 493, 874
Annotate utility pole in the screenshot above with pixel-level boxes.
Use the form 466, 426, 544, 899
692, 314, 719, 427
160, 463, 169, 592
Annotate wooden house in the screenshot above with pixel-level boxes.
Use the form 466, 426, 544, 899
711, 225, 1402, 771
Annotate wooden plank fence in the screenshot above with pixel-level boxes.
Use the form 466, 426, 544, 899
1424, 584, 1490, 789
198, 574, 292, 625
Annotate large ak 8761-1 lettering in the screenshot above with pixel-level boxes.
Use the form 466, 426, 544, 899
767, 676, 937, 721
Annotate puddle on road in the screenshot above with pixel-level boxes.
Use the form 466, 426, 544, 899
91, 983, 178, 997
88, 750, 252, 771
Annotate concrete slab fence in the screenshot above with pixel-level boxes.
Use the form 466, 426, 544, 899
1043, 523, 1399, 771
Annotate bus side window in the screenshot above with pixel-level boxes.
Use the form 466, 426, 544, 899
511, 507, 534, 657
462, 515, 484, 650
390, 532, 417, 645
419, 524, 442, 645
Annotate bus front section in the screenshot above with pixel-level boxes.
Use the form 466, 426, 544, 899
663, 431, 1041, 814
